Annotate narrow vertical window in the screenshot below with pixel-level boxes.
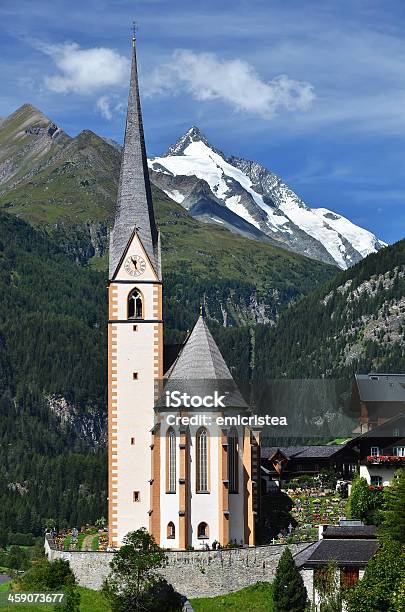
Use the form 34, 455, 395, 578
128, 288, 143, 319
167, 428, 176, 493
167, 522, 175, 539
196, 428, 208, 493
228, 429, 239, 494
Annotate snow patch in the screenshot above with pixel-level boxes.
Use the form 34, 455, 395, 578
149, 133, 386, 269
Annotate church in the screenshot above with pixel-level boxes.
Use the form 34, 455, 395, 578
108, 33, 260, 550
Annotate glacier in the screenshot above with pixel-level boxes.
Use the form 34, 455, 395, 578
148, 127, 386, 269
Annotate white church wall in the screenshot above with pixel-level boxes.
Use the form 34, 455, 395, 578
113, 320, 157, 544
114, 282, 156, 321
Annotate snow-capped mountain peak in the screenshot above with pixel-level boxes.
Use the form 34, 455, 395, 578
149, 128, 386, 269
165, 125, 224, 158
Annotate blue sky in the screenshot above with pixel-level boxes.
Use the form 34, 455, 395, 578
1, 0, 405, 243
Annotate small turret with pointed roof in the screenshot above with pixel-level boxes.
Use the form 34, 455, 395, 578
109, 29, 159, 280
162, 314, 248, 409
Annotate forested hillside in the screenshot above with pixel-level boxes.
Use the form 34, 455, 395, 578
0, 212, 107, 534
255, 239, 405, 379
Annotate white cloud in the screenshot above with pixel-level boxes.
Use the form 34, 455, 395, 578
96, 95, 113, 120
145, 49, 315, 119
37, 42, 130, 95
96, 94, 125, 121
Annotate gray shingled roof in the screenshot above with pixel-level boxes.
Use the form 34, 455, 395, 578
166, 317, 233, 380
322, 525, 377, 539
293, 542, 319, 568
355, 373, 405, 402
109, 39, 159, 279
162, 316, 248, 409
262, 445, 348, 460
347, 413, 405, 443
303, 539, 378, 567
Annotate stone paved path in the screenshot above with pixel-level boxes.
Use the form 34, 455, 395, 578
82, 534, 95, 551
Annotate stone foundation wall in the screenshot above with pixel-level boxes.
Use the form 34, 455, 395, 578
45, 537, 313, 598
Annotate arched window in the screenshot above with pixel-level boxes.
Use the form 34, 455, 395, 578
167, 522, 175, 539
196, 428, 208, 493
197, 522, 209, 539
128, 288, 143, 319
228, 429, 239, 494
167, 427, 176, 493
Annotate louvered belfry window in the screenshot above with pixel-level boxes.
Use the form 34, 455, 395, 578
128, 288, 143, 319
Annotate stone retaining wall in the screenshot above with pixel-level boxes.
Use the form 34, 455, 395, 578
45, 537, 313, 598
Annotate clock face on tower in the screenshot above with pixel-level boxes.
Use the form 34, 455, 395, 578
124, 255, 146, 277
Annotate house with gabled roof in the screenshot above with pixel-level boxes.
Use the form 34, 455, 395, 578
261, 444, 358, 485
346, 413, 405, 487
295, 520, 379, 609
351, 373, 405, 432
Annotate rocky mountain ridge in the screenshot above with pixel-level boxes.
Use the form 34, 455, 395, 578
149, 126, 386, 269
254, 238, 405, 379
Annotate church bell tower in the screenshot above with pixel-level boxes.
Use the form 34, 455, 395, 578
108, 32, 163, 547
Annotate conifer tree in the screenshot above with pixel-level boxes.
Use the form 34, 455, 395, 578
273, 547, 307, 612
379, 470, 405, 544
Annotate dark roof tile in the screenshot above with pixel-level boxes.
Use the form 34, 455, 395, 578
262, 445, 348, 460
322, 525, 377, 539
304, 539, 378, 567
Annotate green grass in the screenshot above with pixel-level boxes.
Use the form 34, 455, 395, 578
0, 578, 275, 612
63, 535, 72, 551
0, 584, 110, 611
191, 582, 274, 611
327, 438, 351, 445
77, 587, 110, 611
76, 534, 86, 551
91, 536, 99, 551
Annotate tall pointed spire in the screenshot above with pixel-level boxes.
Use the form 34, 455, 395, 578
109, 30, 159, 279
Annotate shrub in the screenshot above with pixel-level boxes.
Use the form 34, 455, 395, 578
346, 475, 383, 524
273, 547, 307, 612
18, 558, 76, 591
8, 533, 35, 546
7, 546, 30, 571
